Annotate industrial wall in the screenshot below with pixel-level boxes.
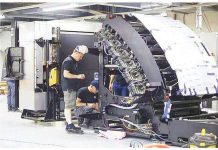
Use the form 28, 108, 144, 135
0, 30, 11, 80
168, 10, 218, 33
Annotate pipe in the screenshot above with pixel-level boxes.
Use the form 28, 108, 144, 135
196, 6, 202, 31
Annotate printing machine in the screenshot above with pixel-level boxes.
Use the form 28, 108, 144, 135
93, 14, 218, 145
5, 13, 217, 145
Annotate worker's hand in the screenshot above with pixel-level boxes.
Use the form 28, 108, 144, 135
77, 74, 85, 79
89, 103, 97, 110
109, 83, 113, 91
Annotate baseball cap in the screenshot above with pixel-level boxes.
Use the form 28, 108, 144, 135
74, 45, 88, 54
90, 80, 99, 90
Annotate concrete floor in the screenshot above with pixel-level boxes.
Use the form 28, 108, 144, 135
0, 95, 162, 148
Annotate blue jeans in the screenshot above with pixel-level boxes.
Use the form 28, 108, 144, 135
113, 83, 129, 96
7, 81, 16, 109
161, 100, 172, 122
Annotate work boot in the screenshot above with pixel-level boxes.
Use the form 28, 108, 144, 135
12, 108, 18, 112
81, 119, 91, 128
8, 106, 12, 112
78, 117, 84, 127
66, 123, 84, 134
81, 123, 90, 129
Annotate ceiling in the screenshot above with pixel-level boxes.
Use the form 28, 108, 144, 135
0, 2, 218, 27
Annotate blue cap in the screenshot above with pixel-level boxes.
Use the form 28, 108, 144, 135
90, 80, 99, 90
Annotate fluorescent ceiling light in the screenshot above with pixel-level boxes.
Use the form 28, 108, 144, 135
42, 3, 79, 12
0, 14, 5, 19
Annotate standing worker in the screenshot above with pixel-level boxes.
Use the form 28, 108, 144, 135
7, 80, 17, 111
109, 73, 129, 96
61, 45, 88, 134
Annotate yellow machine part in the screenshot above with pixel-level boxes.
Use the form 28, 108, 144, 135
0, 81, 7, 86
189, 129, 217, 148
0, 81, 8, 95
49, 67, 59, 86
190, 144, 216, 148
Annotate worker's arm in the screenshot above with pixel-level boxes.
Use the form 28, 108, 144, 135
95, 103, 99, 111
76, 98, 98, 110
63, 70, 85, 79
87, 103, 99, 111
63, 61, 85, 79
109, 75, 115, 91
76, 97, 87, 107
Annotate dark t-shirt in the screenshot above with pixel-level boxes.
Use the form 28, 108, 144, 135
77, 87, 98, 103
61, 55, 79, 91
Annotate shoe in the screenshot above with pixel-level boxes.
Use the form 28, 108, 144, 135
12, 108, 18, 112
81, 123, 90, 129
8, 106, 12, 112
66, 123, 84, 134
66, 128, 84, 134
13, 109, 21, 112
81, 119, 91, 128
66, 123, 81, 130
78, 118, 84, 127
11, 107, 21, 112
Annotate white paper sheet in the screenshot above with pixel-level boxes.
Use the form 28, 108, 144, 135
133, 13, 218, 96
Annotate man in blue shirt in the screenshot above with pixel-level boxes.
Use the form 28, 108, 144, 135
109, 72, 129, 96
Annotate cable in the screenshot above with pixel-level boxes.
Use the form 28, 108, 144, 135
121, 116, 138, 131
150, 131, 169, 142
126, 63, 141, 73
130, 140, 143, 148
118, 66, 125, 74
103, 45, 112, 56
171, 82, 178, 87
129, 80, 144, 86
119, 114, 190, 147
120, 117, 169, 142
120, 117, 152, 134
53, 86, 58, 94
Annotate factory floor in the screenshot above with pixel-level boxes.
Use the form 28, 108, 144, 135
0, 95, 167, 148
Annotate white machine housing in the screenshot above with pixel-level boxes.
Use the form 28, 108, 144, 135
19, 20, 102, 110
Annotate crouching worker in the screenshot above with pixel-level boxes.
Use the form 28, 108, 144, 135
75, 80, 99, 128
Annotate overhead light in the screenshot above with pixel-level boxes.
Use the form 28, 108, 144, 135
42, 3, 79, 12
0, 14, 5, 19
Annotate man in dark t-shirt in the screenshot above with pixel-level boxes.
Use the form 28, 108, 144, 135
74, 80, 99, 128
61, 45, 88, 134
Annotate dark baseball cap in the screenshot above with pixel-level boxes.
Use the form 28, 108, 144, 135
90, 80, 99, 90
